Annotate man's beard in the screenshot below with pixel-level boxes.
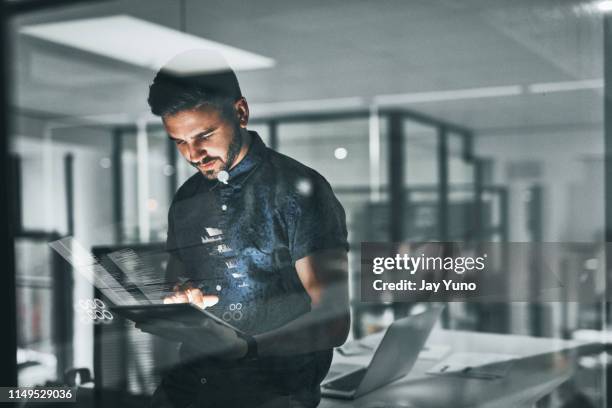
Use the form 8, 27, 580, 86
195, 127, 243, 180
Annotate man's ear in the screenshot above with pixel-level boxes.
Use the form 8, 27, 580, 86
234, 97, 249, 128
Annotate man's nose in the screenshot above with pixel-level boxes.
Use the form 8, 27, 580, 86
187, 143, 206, 163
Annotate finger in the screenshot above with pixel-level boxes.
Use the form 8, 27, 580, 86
201, 295, 219, 308
188, 288, 212, 309
167, 295, 181, 304
174, 292, 189, 303
185, 289, 218, 309
187, 288, 203, 306
185, 288, 196, 304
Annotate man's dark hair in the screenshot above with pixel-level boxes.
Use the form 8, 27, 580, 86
148, 52, 242, 119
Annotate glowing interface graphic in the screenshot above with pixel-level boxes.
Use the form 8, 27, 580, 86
74, 298, 113, 324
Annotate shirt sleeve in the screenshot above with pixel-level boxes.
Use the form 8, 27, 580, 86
287, 173, 349, 263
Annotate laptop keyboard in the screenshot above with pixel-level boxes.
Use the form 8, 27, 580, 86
323, 368, 367, 391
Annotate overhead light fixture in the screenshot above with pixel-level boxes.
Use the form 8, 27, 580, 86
596, 0, 612, 12
334, 147, 348, 160
254, 78, 600, 116
373, 85, 523, 105
528, 79, 603, 94
250, 97, 366, 117
20, 15, 275, 74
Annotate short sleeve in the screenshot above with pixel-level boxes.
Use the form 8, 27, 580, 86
286, 174, 348, 263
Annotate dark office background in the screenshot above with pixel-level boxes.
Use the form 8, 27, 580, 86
1, 1, 610, 407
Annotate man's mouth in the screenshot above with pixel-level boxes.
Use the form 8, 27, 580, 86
193, 158, 217, 170
199, 160, 216, 170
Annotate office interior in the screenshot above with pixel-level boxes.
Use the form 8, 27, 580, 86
1, 0, 610, 407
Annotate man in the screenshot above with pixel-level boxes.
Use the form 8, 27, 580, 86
141, 51, 350, 407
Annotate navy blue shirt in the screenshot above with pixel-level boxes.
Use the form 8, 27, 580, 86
164, 131, 348, 405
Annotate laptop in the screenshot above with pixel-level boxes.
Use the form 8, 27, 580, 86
321, 304, 443, 399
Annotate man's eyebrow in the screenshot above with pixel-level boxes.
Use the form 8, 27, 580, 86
166, 127, 217, 142
194, 127, 217, 137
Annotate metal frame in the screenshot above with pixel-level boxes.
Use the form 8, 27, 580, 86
388, 111, 405, 242
605, 16, 612, 329
64, 154, 75, 236
0, 0, 18, 391
473, 158, 485, 241
112, 128, 124, 244
605, 21, 611, 407
268, 120, 278, 151
437, 126, 449, 241
10, 154, 23, 234
166, 135, 178, 197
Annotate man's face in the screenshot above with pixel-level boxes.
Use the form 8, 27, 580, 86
164, 104, 242, 180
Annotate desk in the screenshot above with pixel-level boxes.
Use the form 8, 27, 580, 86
320, 329, 601, 408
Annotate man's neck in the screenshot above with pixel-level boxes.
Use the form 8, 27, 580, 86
229, 130, 252, 170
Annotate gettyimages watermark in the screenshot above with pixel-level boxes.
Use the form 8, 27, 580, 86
361, 242, 608, 302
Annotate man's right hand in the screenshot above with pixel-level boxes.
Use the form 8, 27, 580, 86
163, 284, 219, 309
139, 285, 246, 359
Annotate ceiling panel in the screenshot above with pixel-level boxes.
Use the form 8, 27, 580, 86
9, 0, 604, 132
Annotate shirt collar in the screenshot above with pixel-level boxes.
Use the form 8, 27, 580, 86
207, 130, 266, 190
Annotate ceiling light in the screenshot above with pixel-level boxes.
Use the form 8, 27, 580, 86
99, 157, 112, 169
527, 79, 603, 94
596, 0, 612, 12
20, 15, 274, 74
250, 97, 366, 117
334, 147, 348, 160
373, 85, 523, 105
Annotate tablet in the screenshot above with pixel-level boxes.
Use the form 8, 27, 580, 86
111, 303, 243, 334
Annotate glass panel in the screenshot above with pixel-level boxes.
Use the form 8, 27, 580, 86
120, 131, 139, 243
278, 117, 390, 337
119, 127, 174, 243
404, 120, 439, 240
447, 132, 476, 241
246, 122, 271, 146
448, 133, 472, 185
7, 1, 606, 406
404, 120, 438, 186
278, 119, 371, 186
15, 238, 56, 386
11, 117, 117, 385
147, 128, 173, 242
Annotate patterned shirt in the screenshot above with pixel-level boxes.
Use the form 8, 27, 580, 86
165, 131, 348, 405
